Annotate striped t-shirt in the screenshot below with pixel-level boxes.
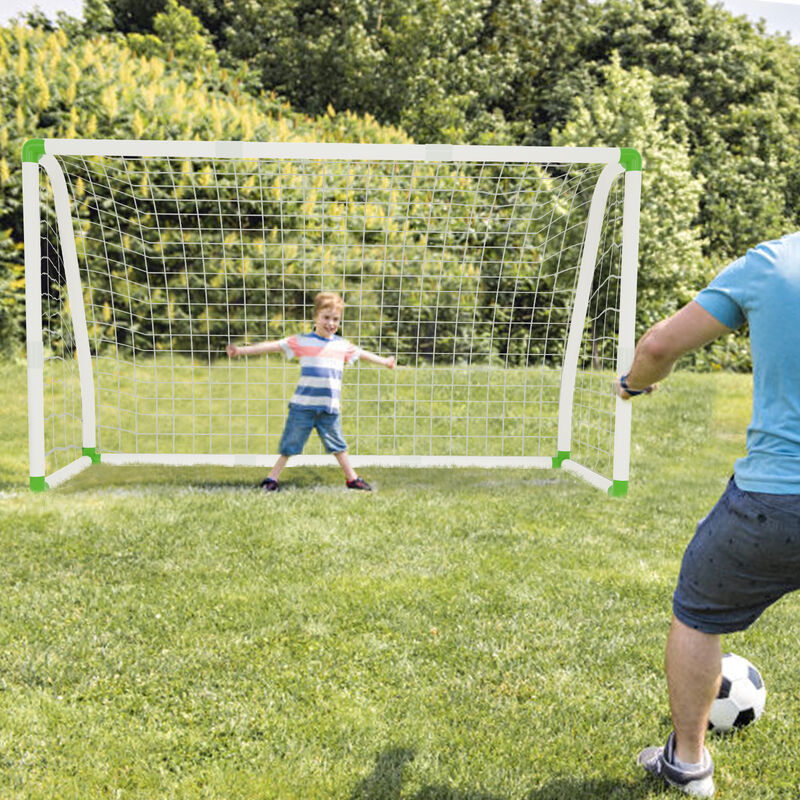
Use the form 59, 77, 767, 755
279, 332, 362, 414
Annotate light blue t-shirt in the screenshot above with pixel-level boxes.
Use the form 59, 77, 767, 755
695, 231, 800, 494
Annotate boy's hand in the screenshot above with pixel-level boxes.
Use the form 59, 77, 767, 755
385, 356, 396, 370
226, 344, 239, 358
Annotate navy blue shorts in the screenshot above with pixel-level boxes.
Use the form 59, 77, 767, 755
673, 477, 800, 634
278, 405, 348, 456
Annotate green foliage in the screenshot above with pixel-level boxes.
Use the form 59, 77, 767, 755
501, 0, 603, 144
0, 228, 24, 353
39, 154, 603, 368
93, 0, 800, 372
107, 0, 528, 144
5, 0, 800, 369
552, 53, 706, 337
573, 0, 800, 366
127, 0, 219, 69
0, 20, 411, 352
0, 17, 626, 370
596, 0, 800, 263
83, 0, 115, 35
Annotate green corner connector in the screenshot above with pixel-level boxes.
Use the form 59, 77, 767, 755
83, 447, 101, 463
552, 450, 570, 468
619, 148, 642, 172
22, 138, 45, 163
30, 476, 48, 492
608, 480, 629, 497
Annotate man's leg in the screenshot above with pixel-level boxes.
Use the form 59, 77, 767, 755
666, 615, 722, 764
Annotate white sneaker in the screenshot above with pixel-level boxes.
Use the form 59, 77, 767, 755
638, 732, 715, 797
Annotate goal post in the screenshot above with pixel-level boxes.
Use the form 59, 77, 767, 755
23, 138, 641, 494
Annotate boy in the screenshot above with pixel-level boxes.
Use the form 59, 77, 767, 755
226, 292, 396, 492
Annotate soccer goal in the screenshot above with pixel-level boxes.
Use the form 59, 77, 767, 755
23, 138, 641, 494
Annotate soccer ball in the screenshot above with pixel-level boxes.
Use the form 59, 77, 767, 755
708, 652, 766, 733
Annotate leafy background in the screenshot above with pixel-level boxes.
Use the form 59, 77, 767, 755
3, 0, 800, 370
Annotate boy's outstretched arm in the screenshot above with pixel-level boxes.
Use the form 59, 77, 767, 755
226, 340, 284, 358
359, 349, 396, 369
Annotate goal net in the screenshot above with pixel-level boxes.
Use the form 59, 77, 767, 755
23, 139, 641, 494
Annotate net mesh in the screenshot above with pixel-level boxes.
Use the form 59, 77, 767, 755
37, 151, 626, 476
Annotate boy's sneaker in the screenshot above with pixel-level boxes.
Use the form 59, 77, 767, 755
260, 477, 280, 492
638, 732, 715, 797
346, 476, 372, 491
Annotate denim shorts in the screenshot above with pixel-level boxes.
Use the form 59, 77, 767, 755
278, 405, 348, 456
673, 477, 800, 634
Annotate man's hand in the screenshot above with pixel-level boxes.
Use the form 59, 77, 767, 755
614, 376, 656, 400
226, 344, 239, 358
385, 356, 396, 370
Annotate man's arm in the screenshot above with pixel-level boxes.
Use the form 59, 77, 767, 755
226, 340, 284, 358
617, 301, 733, 398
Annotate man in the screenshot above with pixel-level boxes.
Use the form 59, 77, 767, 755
616, 232, 800, 797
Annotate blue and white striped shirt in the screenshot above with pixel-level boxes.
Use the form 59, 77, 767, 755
279, 332, 362, 414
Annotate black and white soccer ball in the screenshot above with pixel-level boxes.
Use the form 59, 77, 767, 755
708, 652, 766, 733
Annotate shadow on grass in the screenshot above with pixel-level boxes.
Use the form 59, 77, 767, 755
54, 463, 568, 495
56, 464, 341, 493
349, 748, 646, 800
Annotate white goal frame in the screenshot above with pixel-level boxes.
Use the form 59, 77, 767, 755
23, 138, 641, 494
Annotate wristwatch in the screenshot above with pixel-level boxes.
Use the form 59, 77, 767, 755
619, 373, 649, 397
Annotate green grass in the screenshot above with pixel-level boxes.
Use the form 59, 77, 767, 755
1, 361, 799, 799
36, 357, 612, 471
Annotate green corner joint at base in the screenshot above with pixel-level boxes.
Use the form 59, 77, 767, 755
608, 480, 629, 497
29, 476, 48, 492
552, 450, 570, 468
83, 447, 101, 463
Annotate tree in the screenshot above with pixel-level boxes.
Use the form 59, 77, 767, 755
83, 0, 115, 34
103, 0, 532, 143
552, 53, 706, 334
106, 0, 166, 34
496, 0, 602, 145
595, 0, 800, 260
126, 0, 219, 68
0, 22, 412, 351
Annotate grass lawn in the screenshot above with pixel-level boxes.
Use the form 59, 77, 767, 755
0, 360, 798, 799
